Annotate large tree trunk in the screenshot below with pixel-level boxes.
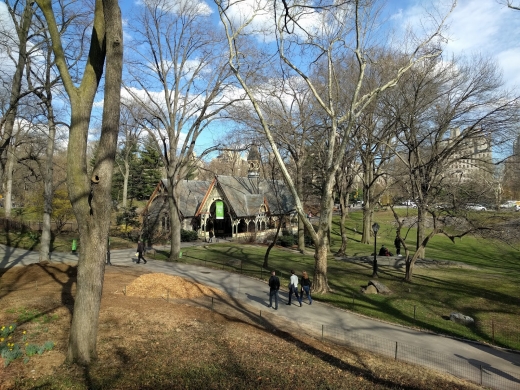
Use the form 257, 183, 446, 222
312, 232, 330, 293
361, 205, 373, 245
168, 183, 182, 261
39, 105, 57, 262
312, 180, 334, 293
67, 224, 108, 362
59, 0, 123, 365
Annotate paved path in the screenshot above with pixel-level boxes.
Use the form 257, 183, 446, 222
1, 243, 519, 389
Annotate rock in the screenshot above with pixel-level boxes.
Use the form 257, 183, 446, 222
450, 312, 474, 326
362, 285, 378, 294
368, 280, 392, 295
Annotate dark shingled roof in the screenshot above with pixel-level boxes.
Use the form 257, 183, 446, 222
215, 176, 295, 217
162, 179, 212, 218
154, 176, 296, 218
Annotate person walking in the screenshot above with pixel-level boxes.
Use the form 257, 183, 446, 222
136, 240, 147, 264
268, 271, 280, 310
300, 271, 312, 305
208, 229, 214, 243
287, 270, 302, 307
394, 235, 402, 257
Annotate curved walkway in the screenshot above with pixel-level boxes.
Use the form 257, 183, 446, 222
1, 243, 519, 389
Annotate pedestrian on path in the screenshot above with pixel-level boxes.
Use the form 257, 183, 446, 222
268, 270, 280, 310
394, 234, 402, 257
300, 271, 312, 305
208, 229, 214, 243
136, 240, 147, 264
287, 270, 302, 306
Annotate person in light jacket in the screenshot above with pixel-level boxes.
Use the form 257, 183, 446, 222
287, 270, 302, 307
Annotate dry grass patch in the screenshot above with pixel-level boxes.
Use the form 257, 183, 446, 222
0, 263, 481, 390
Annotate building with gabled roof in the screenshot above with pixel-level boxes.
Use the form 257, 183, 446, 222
142, 146, 297, 241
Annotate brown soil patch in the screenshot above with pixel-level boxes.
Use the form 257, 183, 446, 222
0, 262, 480, 390
125, 273, 222, 299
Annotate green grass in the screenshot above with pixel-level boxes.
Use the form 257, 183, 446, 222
165, 209, 520, 351
1, 208, 519, 350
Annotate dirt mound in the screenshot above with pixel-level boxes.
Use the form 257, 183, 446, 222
125, 273, 222, 299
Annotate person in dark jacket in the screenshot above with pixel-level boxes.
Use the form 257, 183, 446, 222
394, 235, 402, 256
300, 271, 312, 305
136, 240, 146, 264
268, 271, 280, 310
378, 245, 392, 256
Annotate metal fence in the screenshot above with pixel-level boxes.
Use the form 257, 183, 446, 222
0, 218, 79, 233
172, 252, 520, 352
1, 281, 519, 389
191, 295, 520, 390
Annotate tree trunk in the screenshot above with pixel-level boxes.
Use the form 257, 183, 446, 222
416, 207, 425, 259
361, 205, 373, 245
4, 146, 15, 218
39, 102, 57, 262
296, 162, 306, 253
404, 255, 413, 282
168, 183, 182, 261
122, 159, 129, 208
67, 227, 106, 362
335, 202, 348, 256
263, 215, 283, 269
0, 2, 34, 190
61, 0, 123, 365
312, 233, 330, 293
405, 251, 421, 281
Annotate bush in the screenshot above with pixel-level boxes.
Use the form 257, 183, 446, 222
278, 233, 294, 247
180, 229, 198, 242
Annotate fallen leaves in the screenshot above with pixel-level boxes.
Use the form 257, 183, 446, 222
124, 273, 222, 300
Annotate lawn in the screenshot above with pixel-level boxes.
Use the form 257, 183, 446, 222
1, 208, 519, 350
167, 208, 520, 351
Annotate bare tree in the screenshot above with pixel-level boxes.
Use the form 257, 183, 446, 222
333, 143, 359, 256
125, 0, 235, 260
227, 75, 317, 253
35, 0, 123, 364
24, 3, 76, 262
385, 55, 518, 281
0, 0, 35, 198
216, 0, 454, 293
116, 104, 144, 209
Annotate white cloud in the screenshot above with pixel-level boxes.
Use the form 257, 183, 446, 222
137, 0, 212, 16
224, 0, 326, 43
442, 0, 520, 88
394, 0, 520, 89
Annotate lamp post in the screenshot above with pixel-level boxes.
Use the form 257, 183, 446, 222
372, 222, 380, 278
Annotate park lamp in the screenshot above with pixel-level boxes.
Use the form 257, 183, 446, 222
372, 222, 380, 278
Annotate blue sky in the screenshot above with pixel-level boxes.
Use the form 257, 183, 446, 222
117, 0, 520, 157
120, 0, 520, 89
1, 0, 518, 155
